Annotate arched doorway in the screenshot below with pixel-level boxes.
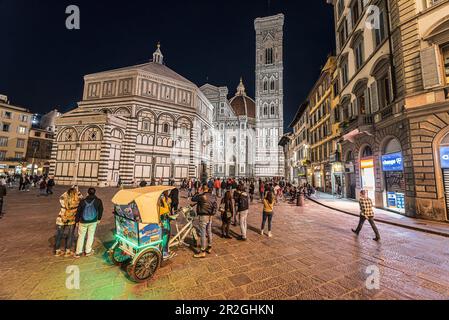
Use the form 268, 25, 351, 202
360, 145, 375, 200
381, 138, 405, 213
439, 132, 449, 220
344, 150, 356, 199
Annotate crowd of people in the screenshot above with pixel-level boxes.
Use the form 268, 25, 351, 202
47, 174, 380, 260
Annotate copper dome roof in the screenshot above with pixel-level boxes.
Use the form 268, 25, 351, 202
229, 78, 256, 118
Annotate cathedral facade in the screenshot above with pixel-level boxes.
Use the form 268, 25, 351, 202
50, 14, 285, 186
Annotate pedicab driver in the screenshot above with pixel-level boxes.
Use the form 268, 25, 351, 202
159, 190, 174, 260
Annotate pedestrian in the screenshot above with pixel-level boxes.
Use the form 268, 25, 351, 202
54, 187, 83, 257
159, 190, 173, 260
187, 179, 193, 198
219, 190, 234, 239
232, 185, 241, 226
236, 185, 250, 241
214, 178, 221, 197
139, 180, 147, 188
259, 181, 265, 201
46, 176, 55, 195
39, 178, 47, 196
352, 190, 381, 241
249, 182, 255, 203
74, 188, 104, 258
19, 174, 24, 191
261, 191, 275, 237
169, 186, 179, 215
191, 185, 217, 258
0, 180, 6, 217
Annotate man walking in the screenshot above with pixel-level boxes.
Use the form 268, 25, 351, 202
74, 188, 104, 258
352, 190, 381, 241
191, 185, 217, 258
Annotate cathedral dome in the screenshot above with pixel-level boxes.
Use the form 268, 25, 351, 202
229, 78, 256, 118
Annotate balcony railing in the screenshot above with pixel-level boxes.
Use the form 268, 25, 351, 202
339, 114, 374, 136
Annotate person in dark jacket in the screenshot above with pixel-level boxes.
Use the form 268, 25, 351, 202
169, 187, 179, 215
46, 176, 55, 195
74, 188, 103, 258
0, 181, 6, 216
236, 186, 250, 241
220, 190, 234, 239
191, 186, 217, 258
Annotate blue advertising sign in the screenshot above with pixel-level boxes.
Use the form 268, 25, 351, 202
382, 152, 403, 172
440, 146, 449, 169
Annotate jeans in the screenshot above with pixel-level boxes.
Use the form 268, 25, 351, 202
0, 198, 3, 214
199, 215, 213, 251
261, 211, 273, 232
55, 224, 76, 251
233, 206, 240, 225
47, 186, 53, 195
188, 188, 193, 197
354, 216, 380, 239
161, 215, 171, 256
239, 210, 248, 239
76, 222, 98, 255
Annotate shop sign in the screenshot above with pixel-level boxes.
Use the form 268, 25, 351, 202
440, 146, 449, 169
382, 152, 403, 172
345, 162, 355, 173
360, 158, 374, 169
332, 162, 344, 173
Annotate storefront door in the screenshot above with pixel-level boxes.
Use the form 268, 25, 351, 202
360, 158, 375, 200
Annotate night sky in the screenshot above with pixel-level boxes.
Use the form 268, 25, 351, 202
0, 0, 335, 131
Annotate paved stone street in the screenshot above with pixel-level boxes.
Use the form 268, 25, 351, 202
1, 186, 449, 300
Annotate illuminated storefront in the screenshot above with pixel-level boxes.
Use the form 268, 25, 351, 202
313, 165, 322, 189
382, 152, 405, 213
360, 146, 375, 200
440, 139, 449, 219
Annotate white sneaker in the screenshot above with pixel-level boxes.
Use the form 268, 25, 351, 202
260, 230, 264, 236
268, 232, 273, 238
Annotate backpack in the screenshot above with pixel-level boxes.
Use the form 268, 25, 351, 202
82, 200, 98, 222
238, 193, 249, 211
207, 195, 218, 216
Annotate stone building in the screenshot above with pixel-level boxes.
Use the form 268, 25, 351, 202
327, 0, 449, 221
50, 45, 214, 187
308, 56, 337, 194
287, 102, 311, 185
0, 95, 33, 175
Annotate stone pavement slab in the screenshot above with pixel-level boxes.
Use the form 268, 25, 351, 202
0, 186, 448, 300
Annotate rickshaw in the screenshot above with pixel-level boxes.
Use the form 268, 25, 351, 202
108, 186, 198, 283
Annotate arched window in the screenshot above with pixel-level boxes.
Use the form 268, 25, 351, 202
270, 79, 275, 91
362, 146, 373, 158
270, 105, 275, 115
263, 79, 268, 91
265, 48, 274, 64
163, 123, 169, 133
263, 105, 268, 116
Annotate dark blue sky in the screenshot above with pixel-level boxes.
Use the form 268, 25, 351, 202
0, 0, 335, 131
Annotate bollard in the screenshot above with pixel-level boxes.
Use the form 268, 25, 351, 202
297, 193, 304, 207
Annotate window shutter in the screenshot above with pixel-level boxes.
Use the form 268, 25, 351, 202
353, 98, 359, 116
365, 88, 371, 114
370, 81, 379, 113
420, 46, 441, 89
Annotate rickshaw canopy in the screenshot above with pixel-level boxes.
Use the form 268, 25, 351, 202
112, 186, 176, 224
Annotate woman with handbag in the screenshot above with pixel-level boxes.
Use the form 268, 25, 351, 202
220, 190, 234, 239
